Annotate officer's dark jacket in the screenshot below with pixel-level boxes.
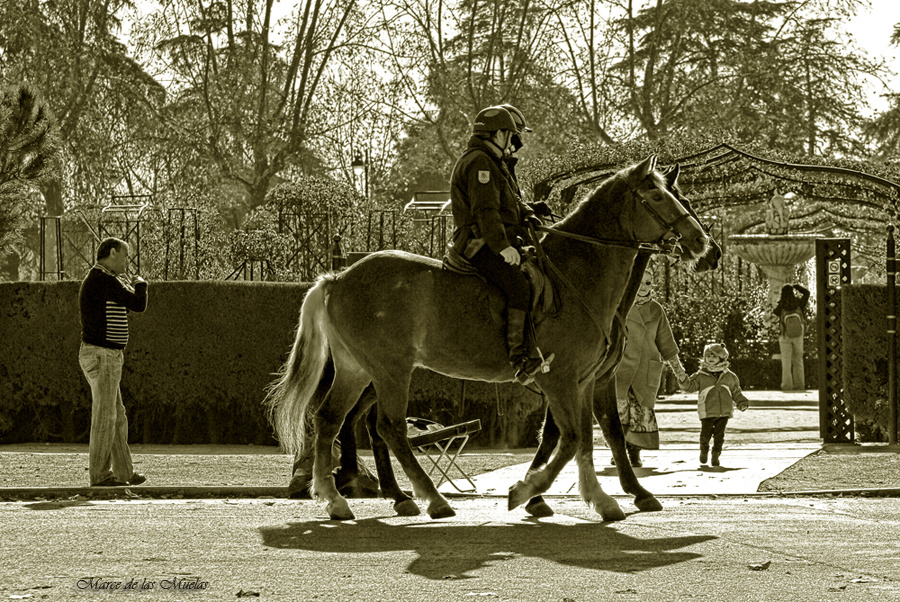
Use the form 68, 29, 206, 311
449, 136, 531, 257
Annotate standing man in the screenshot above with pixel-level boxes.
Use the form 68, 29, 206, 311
79, 237, 148, 486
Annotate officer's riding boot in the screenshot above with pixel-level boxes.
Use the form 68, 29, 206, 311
506, 308, 543, 385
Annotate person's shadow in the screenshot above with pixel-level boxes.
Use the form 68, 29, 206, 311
258, 514, 716, 579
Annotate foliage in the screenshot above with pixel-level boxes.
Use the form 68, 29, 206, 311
0, 280, 546, 446
662, 281, 772, 371
0, 84, 61, 256
841, 285, 897, 441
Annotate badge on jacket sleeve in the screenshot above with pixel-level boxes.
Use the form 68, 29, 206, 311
478, 170, 490, 184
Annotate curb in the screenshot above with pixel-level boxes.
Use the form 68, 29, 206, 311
0, 486, 287, 500
2, 486, 899, 501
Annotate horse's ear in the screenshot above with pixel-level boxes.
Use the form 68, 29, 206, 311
636, 156, 657, 179
665, 163, 681, 187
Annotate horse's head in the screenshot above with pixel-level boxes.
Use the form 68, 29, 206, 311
662, 164, 721, 271
622, 156, 709, 261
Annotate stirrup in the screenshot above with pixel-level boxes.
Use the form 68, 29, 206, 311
536, 348, 555, 374
514, 351, 554, 385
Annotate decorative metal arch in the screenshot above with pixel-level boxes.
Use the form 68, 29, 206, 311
531, 143, 900, 441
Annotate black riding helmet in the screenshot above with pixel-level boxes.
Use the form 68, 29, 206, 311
472, 106, 517, 134
499, 103, 531, 153
500, 104, 532, 133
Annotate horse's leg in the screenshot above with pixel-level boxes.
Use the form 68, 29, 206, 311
509, 380, 617, 517
363, 402, 420, 516
334, 387, 380, 498
594, 377, 662, 512
374, 376, 455, 519
288, 357, 337, 499
310, 355, 371, 521
573, 383, 625, 521
523, 406, 559, 518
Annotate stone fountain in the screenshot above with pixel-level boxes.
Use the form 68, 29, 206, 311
728, 192, 823, 307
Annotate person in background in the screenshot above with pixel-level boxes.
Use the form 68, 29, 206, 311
677, 343, 750, 466
772, 283, 810, 391
79, 237, 148, 486
613, 271, 688, 467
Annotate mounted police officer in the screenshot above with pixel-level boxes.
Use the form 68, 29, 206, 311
449, 105, 544, 384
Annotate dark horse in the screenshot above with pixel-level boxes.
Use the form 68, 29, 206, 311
265, 156, 709, 521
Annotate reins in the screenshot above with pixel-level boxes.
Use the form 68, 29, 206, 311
535, 224, 680, 255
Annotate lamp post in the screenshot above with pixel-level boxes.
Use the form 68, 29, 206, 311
351, 150, 369, 204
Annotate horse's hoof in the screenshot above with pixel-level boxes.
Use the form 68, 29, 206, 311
596, 501, 627, 522
634, 495, 663, 512
427, 502, 456, 519
326, 499, 355, 521
525, 498, 554, 517
394, 499, 421, 517
508, 480, 534, 511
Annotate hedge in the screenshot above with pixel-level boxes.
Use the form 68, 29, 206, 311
841, 285, 899, 441
0, 281, 545, 447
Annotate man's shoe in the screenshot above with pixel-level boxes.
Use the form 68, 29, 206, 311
711, 452, 721, 467
91, 476, 128, 487
700, 448, 709, 464
128, 473, 147, 486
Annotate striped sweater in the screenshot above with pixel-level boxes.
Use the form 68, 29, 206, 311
79, 264, 148, 349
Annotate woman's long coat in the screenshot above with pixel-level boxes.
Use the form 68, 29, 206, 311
615, 299, 679, 408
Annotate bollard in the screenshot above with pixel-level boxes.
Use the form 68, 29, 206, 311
888, 225, 897, 446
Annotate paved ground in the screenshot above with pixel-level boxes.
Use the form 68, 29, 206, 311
442, 389, 823, 497
2, 496, 899, 601
0, 390, 823, 499
4, 389, 900, 601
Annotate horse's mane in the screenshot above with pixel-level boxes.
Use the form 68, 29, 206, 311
552, 164, 666, 238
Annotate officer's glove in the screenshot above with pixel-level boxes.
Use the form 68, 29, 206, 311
500, 246, 521, 266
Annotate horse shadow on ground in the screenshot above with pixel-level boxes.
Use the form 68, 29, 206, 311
258, 513, 716, 580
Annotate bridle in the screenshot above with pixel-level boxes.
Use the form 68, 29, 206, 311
535, 180, 695, 255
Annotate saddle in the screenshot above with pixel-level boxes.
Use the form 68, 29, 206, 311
442, 245, 558, 325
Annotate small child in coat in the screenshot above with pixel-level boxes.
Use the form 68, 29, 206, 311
677, 343, 749, 466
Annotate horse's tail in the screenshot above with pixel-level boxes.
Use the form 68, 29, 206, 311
265, 276, 334, 456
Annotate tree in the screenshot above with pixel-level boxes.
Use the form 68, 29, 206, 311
862, 21, 900, 159
0, 0, 164, 215
0, 84, 60, 269
378, 0, 581, 205
131, 0, 369, 225
609, 0, 881, 156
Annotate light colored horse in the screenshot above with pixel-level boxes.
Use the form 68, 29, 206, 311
266, 156, 709, 521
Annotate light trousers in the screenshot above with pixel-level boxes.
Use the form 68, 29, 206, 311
79, 343, 133, 484
778, 334, 805, 390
